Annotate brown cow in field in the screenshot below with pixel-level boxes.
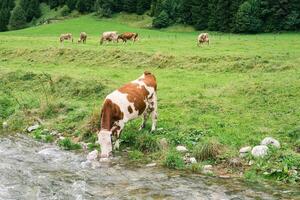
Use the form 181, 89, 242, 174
98, 71, 158, 160
100, 31, 118, 45
78, 32, 87, 44
60, 33, 73, 43
197, 33, 209, 46
117, 32, 139, 43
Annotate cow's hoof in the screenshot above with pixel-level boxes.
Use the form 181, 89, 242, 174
100, 157, 110, 162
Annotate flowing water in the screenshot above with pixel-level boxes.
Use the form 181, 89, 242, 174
0, 135, 299, 200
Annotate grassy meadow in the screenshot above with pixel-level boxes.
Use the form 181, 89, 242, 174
0, 14, 300, 182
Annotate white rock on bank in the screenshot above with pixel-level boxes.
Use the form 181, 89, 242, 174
50, 130, 58, 136
261, 137, 280, 148
99, 157, 110, 162
251, 145, 269, 158
2, 121, 8, 129
27, 124, 40, 132
176, 145, 188, 153
202, 165, 213, 174
87, 150, 98, 161
239, 146, 252, 153
189, 157, 197, 164
81, 160, 92, 168
239, 146, 252, 157
146, 163, 157, 167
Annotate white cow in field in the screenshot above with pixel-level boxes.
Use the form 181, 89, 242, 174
100, 31, 118, 45
197, 33, 209, 46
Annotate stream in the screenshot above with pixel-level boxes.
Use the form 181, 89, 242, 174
0, 135, 299, 200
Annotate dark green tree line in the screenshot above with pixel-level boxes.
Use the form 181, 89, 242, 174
1, 0, 299, 33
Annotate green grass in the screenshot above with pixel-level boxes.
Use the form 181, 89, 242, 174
58, 137, 82, 150
0, 14, 300, 182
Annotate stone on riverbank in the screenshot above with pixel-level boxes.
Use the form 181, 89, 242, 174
251, 145, 268, 158
261, 137, 280, 148
239, 146, 252, 157
2, 121, 8, 129
87, 150, 98, 161
27, 124, 40, 132
146, 163, 157, 167
202, 165, 213, 174
176, 145, 188, 153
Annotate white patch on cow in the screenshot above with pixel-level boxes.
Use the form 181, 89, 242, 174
106, 90, 140, 122
131, 79, 155, 99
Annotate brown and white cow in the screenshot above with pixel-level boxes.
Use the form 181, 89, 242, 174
60, 33, 73, 43
197, 33, 209, 46
98, 71, 158, 159
100, 31, 118, 45
78, 32, 87, 44
117, 32, 139, 43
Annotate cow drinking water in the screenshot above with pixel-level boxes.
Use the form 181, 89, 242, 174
78, 32, 87, 44
98, 71, 158, 159
60, 33, 73, 43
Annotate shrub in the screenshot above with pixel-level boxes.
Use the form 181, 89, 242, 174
153, 11, 170, 28
0, 94, 15, 118
87, 143, 100, 151
164, 150, 185, 169
61, 5, 70, 17
193, 138, 222, 161
58, 138, 81, 150
120, 131, 138, 147
128, 150, 144, 161
135, 133, 159, 153
234, 0, 262, 33
31, 129, 54, 143
44, 134, 54, 143
9, 5, 27, 30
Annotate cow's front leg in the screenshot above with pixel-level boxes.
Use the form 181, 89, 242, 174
150, 93, 158, 132
98, 130, 112, 158
111, 121, 124, 150
139, 112, 148, 131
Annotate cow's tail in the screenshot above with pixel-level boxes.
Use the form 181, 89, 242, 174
100, 37, 104, 45
134, 33, 138, 41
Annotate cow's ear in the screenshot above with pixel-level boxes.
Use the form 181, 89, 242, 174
144, 71, 151, 75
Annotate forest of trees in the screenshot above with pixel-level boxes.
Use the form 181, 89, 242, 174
0, 0, 299, 33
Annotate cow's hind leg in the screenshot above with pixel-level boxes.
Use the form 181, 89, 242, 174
150, 93, 158, 132
139, 112, 148, 131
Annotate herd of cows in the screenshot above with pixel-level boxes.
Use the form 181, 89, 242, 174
59, 32, 210, 46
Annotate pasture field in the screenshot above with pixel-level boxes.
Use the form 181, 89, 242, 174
0, 15, 300, 182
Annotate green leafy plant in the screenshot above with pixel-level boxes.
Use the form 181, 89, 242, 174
164, 150, 185, 169
58, 138, 82, 150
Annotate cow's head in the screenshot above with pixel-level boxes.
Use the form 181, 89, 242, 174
98, 130, 112, 158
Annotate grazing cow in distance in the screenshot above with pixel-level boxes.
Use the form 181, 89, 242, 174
117, 32, 139, 43
100, 31, 118, 45
98, 71, 158, 159
78, 32, 87, 44
197, 33, 209, 46
60, 33, 73, 43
